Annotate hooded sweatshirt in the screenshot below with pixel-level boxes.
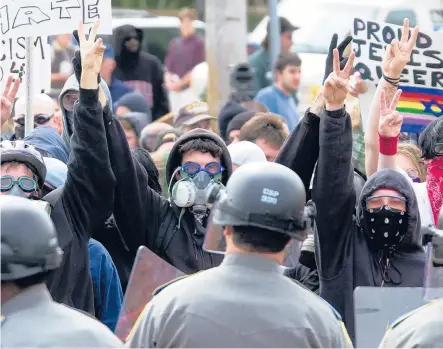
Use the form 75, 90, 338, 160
102, 113, 232, 274
24, 126, 70, 164
114, 91, 151, 116
113, 25, 169, 120
59, 74, 112, 152
312, 107, 425, 343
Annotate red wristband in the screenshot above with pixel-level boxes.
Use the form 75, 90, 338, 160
379, 133, 399, 156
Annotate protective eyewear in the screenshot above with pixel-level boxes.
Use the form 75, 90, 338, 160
62, 91, 80, 112
405, 168, 420, 183
366, 195, 407, 213
434, 143, 443, 156
1, 176, 37, 193
13, 114, 53, 126
181, 162, 224, 177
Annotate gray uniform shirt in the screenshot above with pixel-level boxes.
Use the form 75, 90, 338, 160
126, 253, 352, 348
380, 298, 443, 348
1, 284, 123, 348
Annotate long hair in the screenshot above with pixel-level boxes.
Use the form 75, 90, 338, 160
398, 143, 427, 182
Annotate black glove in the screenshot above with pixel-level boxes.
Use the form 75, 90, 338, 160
323, 34, 353, 84
71, 29, 101, 84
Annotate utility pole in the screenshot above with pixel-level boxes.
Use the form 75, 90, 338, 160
205, 0, 248, 119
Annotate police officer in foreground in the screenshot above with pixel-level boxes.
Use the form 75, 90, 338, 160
379, 207, 443, 348
126, 162, 352, 348
0, 196, 123, 348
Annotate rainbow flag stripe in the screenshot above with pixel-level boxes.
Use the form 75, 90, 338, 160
395, 86, 442, 133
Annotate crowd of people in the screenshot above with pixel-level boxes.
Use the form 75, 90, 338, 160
1, 6, 442, 348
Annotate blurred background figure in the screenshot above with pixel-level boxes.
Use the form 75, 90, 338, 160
118, 113, 151, 149
100, 46, 134, 103
165, 7, 205, 112
13, 94, 58, 140
114, 91, 151, 119
240, 113, 289, 162
139, 123, 175, 152
51, 34, 76, 94
24, 126, 70, 165
113, 24, 169, 120
173, 101, 216, 132
254, 53, 302, 131
51, 100, 64, 136
228, 140, 267, 171
226, 111, 256, 144
397, 143, 427, 183
249, 17, 298, 94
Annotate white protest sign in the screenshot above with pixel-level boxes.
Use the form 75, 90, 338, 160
352, 18, 443, 133
0, 36, 51, 97
0, 0, 112, 39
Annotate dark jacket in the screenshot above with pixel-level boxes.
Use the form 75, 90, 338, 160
43, 88, 116, 314
103, 113, 232, 274
113, 25, 169, 120
312, 107, 425, 343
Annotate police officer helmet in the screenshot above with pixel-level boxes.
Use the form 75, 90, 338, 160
204, 162, 315, 254
0, 140, 47, 188
1, 196, 63, 281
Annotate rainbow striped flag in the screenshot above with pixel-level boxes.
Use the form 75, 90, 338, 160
397, 86, 443, 133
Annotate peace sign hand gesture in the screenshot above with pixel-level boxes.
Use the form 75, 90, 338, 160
1, 76, 21, 125
323, 48, 356, 110
78, 21, 106, 75
378, 89, 403, 137
383, 18, 419, 79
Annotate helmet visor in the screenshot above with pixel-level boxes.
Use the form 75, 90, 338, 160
424, 242, 443, 301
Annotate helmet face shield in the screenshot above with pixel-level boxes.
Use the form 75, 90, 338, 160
424, 242, 443, 301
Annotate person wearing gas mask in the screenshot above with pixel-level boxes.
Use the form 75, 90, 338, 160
126, 162, 352, 348
0, 21, 116, 315
379, 207, 443, 348
311, 32, 425, 344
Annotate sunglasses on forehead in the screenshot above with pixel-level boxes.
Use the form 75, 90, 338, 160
13, 114, 53, 126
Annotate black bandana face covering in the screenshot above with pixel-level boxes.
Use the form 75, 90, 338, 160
364, 205, 408, 249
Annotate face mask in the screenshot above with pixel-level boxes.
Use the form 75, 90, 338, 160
171, 170, 222, 220
7, 185, 28, 198
364, 205, 408, 249
427, 156, 443, 226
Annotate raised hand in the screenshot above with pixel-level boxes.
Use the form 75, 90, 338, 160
323, 33, 353, 84
1, 76, 21, 124
323, 48, 356, 109
383, 18, 419, 79
378, 89, 403, 137
78, 21, 106, 75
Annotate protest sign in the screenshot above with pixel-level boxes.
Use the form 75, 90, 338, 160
0, 0, 112, 39
0, 36, 51, 97
353, 18, 443, 133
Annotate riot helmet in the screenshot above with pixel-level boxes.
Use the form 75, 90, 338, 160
204, 162, 315, 262
0, 140, 47, 189
422, 206, 443, 301
1, 196, 63, 281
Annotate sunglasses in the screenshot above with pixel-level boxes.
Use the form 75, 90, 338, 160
62, 91, 80, 112
434, 143, 443, 156
13, 114, 53, 126
181, 162, 224, 177
1, 176, 37, 193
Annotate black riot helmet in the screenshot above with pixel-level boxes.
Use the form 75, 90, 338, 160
1, 196, 63, 281
204, 162, 315, 255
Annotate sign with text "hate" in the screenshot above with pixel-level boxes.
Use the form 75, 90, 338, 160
0, 0, 112, 39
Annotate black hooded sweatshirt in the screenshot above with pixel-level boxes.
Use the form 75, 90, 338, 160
101, 106, 232, 273
312, 107, 425, 343
113, 25, 169, 120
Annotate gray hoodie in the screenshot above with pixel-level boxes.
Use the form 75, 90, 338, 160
59, 75, 112, 151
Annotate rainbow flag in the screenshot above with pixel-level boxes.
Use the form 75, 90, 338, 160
397, 86, 443, 133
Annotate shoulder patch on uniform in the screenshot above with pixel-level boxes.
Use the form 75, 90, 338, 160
391, 301, 435, 328
152, 271, 203, 297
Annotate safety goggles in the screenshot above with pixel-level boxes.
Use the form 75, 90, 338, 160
1, 176, 37, 193
62, 91, 80, 112
405, 168, 420, 183
366, 194, 406, 213
13, 114, 53, 126
434, 143, 443, 156
181, 162, 224, 177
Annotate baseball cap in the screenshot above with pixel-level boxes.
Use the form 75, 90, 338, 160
174, 101, 216, 128
267, 17, 299, 33
14, 94, 56, 117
